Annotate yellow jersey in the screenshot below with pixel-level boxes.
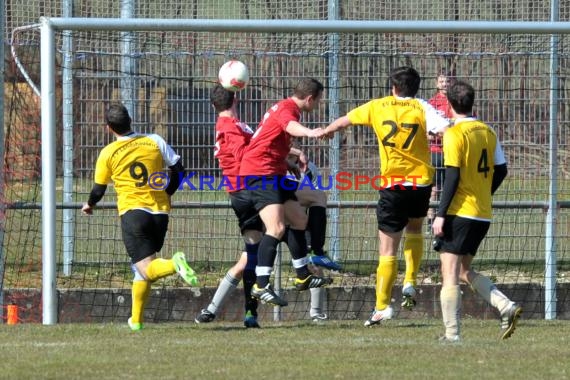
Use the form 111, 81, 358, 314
443, 118, 506, 220
347, 96, 448, 186
94, 133, 181, 215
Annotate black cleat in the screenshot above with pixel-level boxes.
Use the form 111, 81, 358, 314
194, 309, 215, 324
294, 274, 333, 291
251, 284, 288, 307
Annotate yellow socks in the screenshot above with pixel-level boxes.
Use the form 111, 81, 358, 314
145, 258, 176, 281
375, 256, 397, 310
403, 233, 423, 286
131, 280, 151, 324
131, 258, 176, 325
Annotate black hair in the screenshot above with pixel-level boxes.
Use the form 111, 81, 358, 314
389, 66, 420, 97
446, 80, 475, 115
210, 83, 235, 113
105, 103, 132, 135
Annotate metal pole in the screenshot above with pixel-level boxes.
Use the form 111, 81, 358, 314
61, 0, 75, 276
327, 0, 341, 262
273, 246, 282, 322
0, 0, 6, 321
47, 18, 570, 34
121, 0, 136, 118
40, 18, 58, 325
545, 0, 559, 320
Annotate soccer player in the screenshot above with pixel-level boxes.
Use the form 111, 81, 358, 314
196, 85, 337, 326
239, 78, 332, 306
195, 84, 263, 328
81, 103, 197, 331
431, 80, 522, 342
428, 72, 453, 117
427, 72, 453, 227
287, 147, 336, 321
288, 147, 341, 272
321, 66, 449, 326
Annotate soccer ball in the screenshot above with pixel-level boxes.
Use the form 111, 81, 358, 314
218, 60, 249, 92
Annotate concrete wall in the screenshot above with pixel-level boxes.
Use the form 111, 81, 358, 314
3, 283, 568, 324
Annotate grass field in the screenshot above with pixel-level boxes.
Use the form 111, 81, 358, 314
0, 319, 568, 379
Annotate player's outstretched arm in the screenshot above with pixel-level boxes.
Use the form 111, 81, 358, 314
285, 120, 324, 138
322, 115, 352, 138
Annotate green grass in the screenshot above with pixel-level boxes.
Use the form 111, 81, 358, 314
0, 320, 568, 379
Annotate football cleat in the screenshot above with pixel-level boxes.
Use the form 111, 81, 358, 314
251, 284, 288, 307
127, 317, 143, 331
438, 335, 461, 344
294, 275, 333, 291
311, 313, 328, 323
243, 310, 261, 328
499, 303, 523, 340
364, 306, 394, 327
172, 252, 199, 286
401, 282, 417, 310
309, 253, 342, 271
194, 309, 215, 324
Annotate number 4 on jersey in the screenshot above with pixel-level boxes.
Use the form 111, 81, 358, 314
478, 149, 490, 177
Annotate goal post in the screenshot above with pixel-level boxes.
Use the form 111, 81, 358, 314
40, 19, 57, 325
37, 17, 569, 325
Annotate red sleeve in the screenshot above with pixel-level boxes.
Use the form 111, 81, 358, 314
276, 101, 300, 131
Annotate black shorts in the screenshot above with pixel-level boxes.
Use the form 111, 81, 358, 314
229, 190, 263, 233
435, 215, 490, 256
121, 209, 169, 263
376, 185, 432, 232
245, 175, 298, 211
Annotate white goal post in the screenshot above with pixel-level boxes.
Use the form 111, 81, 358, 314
39, 17, 568, 325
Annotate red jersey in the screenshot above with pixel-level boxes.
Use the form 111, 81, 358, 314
239, 98, 300, 176
428, 92, 452, 153
214, 116, 254, 193
428, 91, 452, 118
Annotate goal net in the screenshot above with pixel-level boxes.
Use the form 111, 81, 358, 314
4, 16, 570, 324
